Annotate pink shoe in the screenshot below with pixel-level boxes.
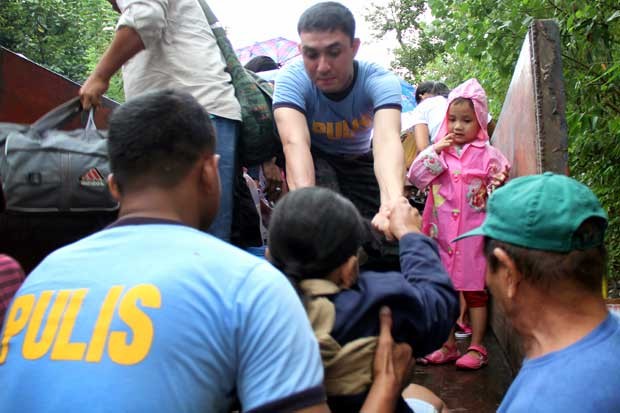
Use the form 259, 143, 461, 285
416, 357, 429, 366
423, 344, 461, 365
456, 322, 472, 335
455, 344, 488, 370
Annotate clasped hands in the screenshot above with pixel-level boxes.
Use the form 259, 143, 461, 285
371, 196, 422, 241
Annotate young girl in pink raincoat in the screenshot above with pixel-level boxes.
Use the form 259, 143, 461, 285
407, 78, 510, 370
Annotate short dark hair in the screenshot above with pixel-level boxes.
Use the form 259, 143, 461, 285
107, 89, 215, 193
244, 55, 279, 73
484, 218, 608, 294
297, 1, 356, 42
415, 81, 450, 103
268, 187, 364, 287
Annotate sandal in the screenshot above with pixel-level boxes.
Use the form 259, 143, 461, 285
455, 321, 472, 338
423, 344, 461, 365
455, 344, 488, 370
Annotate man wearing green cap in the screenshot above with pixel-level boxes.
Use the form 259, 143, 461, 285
456, 172, 620, 412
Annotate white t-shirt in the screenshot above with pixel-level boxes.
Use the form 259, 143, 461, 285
116, 0, 241, 121
407, 95, 448, 143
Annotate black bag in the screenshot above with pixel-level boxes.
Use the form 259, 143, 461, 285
0, 97, 119, 213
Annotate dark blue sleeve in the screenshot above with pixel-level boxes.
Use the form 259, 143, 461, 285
396, 232, 459, 355
330, 233, 459, 357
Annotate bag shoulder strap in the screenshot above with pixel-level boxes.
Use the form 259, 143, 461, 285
246, 70, 274, 98
195, 0, 218, 29
194, 0, 246, 77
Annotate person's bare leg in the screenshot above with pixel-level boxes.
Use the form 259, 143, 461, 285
445, 327, 457, 348
457, 292, 467, 326
402, 383, 446, 412
466, 306, 487, 357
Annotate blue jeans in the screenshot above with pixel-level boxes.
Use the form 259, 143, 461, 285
207, 116, 239, 242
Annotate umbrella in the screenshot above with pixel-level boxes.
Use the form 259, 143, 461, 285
235, 37, 300, 67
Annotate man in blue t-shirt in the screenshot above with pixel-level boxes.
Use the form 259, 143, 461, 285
0, 89, 411, 413
456, 173, 620, 413
273, 2, 404, 242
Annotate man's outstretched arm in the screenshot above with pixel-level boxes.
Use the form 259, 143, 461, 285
372, 107, 405, 238
79, 26, 145, 109
274, 107, 316, 190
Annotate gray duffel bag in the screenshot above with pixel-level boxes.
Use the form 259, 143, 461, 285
0, 97, 119, 212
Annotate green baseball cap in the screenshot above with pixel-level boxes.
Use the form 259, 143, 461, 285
454, 172, 608, 252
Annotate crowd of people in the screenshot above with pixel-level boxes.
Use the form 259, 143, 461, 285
0, 1, 619, 412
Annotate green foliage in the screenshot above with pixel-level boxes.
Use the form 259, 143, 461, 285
366, 0, 620, 276
0, 0, 124, 102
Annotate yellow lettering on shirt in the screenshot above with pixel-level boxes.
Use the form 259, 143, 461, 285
312, 122, 326, 135
0, 294, 35, 363
334, 121, 343, 139
108, 284, 161, 365
360, 114, 373, 128
0, 284, 161, 365
312, 118, 369, 141
342, 120, 352, 138
85, 286, 124, 363
51, 289, 88, 361
325, 122, 335, 140
22, 290, 70, 360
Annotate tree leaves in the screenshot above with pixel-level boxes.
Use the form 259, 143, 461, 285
0, 0, 124, 102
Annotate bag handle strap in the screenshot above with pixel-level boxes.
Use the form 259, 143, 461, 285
31, 97, 82, 134
30, 97, 97, 136
196, 0, 218, 27
195, 0, 246, 76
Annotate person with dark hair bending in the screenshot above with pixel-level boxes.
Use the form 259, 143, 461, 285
0, 89, 414, 413
273, 2, 405, 246
267, 187, 459, 413
456, 173, 620, 412
244, 55, 279, 73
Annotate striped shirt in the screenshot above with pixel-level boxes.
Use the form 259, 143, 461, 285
0, 254, 25, 326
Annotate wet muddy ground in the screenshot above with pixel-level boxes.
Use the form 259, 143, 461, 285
413, 330, 513, 413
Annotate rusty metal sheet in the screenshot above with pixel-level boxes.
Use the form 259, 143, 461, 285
0, 46, 118, 128
490, 20, 569, 375
492, 20, 568, 176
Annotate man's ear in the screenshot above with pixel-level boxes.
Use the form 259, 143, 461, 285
339, 255, 359, 289
200, 153, 220, 194
107, 173, 121, 201
493, 247, 520, 299
352, 38, 361, 56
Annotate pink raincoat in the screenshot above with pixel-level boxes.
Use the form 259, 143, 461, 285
407, 79, 510, 291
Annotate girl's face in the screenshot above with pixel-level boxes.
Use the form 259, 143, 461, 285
447, 100, 481, 145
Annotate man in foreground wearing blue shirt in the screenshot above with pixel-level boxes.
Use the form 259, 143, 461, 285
457, 173, 620, 412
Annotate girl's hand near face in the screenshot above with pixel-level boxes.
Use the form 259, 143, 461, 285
433, 133, 455, 154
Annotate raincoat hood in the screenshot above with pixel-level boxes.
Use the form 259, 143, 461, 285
436, 78, 489, 142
